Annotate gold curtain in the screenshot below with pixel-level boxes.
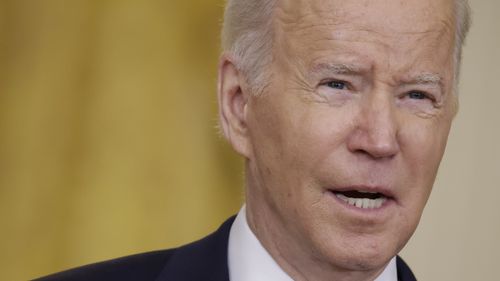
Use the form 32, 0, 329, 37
0, 1, 242, 280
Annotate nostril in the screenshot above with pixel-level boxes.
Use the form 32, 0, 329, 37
353, 147, 397, 160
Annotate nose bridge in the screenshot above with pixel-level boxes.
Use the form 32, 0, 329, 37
350, 90, 400, 158
366, 91, 396, 136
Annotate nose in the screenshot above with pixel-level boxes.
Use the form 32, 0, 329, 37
347, 93, 400, 160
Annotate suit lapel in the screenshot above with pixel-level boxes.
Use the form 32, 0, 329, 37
396, 256, 417, 281
154, 217, 235, 281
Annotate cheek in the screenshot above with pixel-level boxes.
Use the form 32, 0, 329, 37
246, 96, 314, 200
291, 105, 359, 163
247, 96, 357, 207
406, 120, 449, 160
400, 117, 451, 194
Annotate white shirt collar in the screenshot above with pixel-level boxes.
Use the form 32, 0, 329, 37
228, 205, 398, 281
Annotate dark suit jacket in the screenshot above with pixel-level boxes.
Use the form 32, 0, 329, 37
34, 217, 417, 281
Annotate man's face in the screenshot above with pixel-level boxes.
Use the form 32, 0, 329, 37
242, 0, 457, 275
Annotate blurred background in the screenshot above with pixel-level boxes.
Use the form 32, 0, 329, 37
0, 0, 498, 280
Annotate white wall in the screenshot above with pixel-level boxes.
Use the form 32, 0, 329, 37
401, 0, 500, 279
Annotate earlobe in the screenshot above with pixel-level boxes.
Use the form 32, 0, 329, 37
217, 55, 252, 158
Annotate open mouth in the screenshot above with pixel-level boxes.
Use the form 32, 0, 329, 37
331, 190, 390, 209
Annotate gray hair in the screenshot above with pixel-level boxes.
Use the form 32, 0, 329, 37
221, 0, 472, 95
453, 0, 472, 87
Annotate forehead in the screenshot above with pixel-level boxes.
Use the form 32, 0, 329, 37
277, 0, 455, 32
274, 0, 456, 75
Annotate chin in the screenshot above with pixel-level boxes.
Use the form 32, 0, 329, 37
345, 249, 392, 271
314, 230, 401, 272
326, 250, 393, 273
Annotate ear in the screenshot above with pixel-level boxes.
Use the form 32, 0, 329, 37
217, 55, 252, 158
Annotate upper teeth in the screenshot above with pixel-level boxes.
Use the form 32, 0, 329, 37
335, 194, 386, 209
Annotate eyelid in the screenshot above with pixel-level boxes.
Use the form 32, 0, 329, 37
405, 90, 437, 102
319, 78, 352, 90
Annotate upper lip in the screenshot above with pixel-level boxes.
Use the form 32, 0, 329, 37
328, 185, 395, 199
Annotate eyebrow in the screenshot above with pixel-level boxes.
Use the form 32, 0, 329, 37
310, 62, 363, 76
309, 63, 445, 90
402, 72, 444, 90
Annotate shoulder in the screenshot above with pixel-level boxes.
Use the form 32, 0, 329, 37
34, 249, 176, 281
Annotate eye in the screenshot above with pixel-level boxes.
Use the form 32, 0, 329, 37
326, 80, 347, 90
407, 91, 428, 100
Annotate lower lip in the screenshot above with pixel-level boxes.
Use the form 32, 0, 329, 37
327, 190, 394, 214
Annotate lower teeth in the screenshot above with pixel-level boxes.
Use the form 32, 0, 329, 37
335, 194, 386, 209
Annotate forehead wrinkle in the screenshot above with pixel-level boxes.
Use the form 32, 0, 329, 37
276, 0, 355, 41
276, 12, 343, 40
277, 0, 456, 34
